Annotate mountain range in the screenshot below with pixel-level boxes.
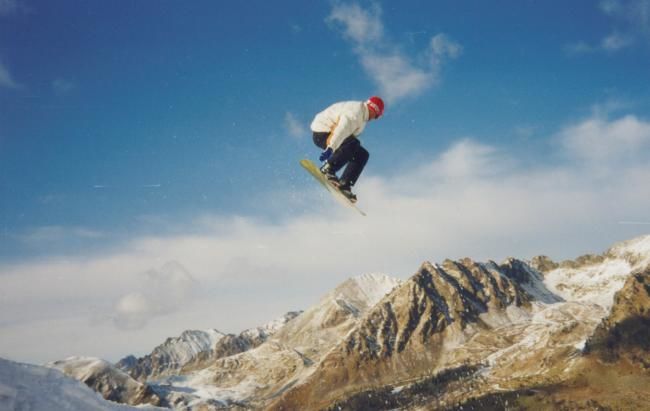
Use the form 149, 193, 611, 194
1, 235, 649, 410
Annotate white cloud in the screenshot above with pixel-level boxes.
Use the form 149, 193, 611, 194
430, 34, 464, 61
284, 112, 306, 139
327, 2, 461, 103
424, 138, 505, 180
558, 114, 650, 164
112, 261, 197, 330
2, 110, 650, 363
359, 51, 432, 102
0, 60, 19, 89
327, 2, 384, 46
568, 0, 649, 53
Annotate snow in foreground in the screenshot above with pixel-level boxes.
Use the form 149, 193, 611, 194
0, 357, 162, 411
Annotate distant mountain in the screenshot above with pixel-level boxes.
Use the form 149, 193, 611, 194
152, 273, 401, 409
0, 357, 162, 410
180, 311, 303, 375
40, 235, 650, 410
118, 329, 225, 381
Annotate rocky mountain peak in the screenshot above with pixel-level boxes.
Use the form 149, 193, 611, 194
340, 259, 531, 363
121, 329, 225, 381
181, 311, 303, 374
530, 255, 559, 273
606, 234, 650, 268
584, 267, 650, 364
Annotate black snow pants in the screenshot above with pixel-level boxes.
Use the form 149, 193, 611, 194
313, 131, 369, 187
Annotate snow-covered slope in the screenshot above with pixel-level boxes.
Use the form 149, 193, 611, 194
271, 272, 401, 356
153, 272, 401, 409
240, 311, 302, 341
18, 235, 650, 410
48, 356, 163, 407
0, 357, 162, 411
121, 329, 225, 380
544, 235, 650, 309
270, 236, 650, 410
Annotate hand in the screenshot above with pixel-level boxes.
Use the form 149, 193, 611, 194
319, 147, 333, 162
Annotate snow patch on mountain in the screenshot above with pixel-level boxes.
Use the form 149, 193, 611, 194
350, 273, 402, 304
240, 311, 301, 342
545, 259, 631, 309
608, 234, 650, 267
49, 356, 125, 382
156, 329, 225, 366
120, 329, 226, 380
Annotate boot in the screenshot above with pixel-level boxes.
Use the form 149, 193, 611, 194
338, 180, 357, 203
320, 162, 340, 186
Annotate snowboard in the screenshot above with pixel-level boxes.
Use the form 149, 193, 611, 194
299, 159, 366, 216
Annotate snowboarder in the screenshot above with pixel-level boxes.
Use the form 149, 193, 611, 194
310, 96, 384, 203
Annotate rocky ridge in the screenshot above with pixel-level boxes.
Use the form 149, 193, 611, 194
179, 311, 302, 375
119, 329, 225, 381
47, 235, 650, 410
47, 356, 163, 407
269, 236, 650, 410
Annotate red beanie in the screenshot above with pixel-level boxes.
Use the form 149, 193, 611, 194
366, 96, 384, 118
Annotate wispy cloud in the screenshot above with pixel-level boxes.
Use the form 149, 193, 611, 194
600, 0, 650, 37
18, 226, 105, 245
513, 125, 538, 140
2, 105, 650, 363
0, 0, 18, 15
284, 111, 306, 139
52, 78, 75, 96
429, 34, 464, 62
566, 0, 649, 54
601, 32, 634, 50
0, 60, 20, 89
327, 2, 462, 103
290, 23, 302, 34
0, 0, 29, 16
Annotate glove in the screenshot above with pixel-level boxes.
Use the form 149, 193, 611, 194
319, 147, 333, 162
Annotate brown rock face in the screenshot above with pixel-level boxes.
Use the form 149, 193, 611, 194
584, 268, 650, 365
269, 259, 532, 410
530, 255, 559, 273
48, 357, 163, 407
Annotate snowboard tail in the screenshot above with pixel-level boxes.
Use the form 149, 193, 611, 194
299, 159, 366, 216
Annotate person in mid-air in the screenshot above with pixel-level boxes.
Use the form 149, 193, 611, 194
310, 96, 384, 203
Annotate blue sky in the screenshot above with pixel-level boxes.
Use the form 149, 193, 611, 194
1, 0, 650, 363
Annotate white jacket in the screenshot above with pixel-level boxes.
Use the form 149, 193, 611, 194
310, 101, 370, 152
